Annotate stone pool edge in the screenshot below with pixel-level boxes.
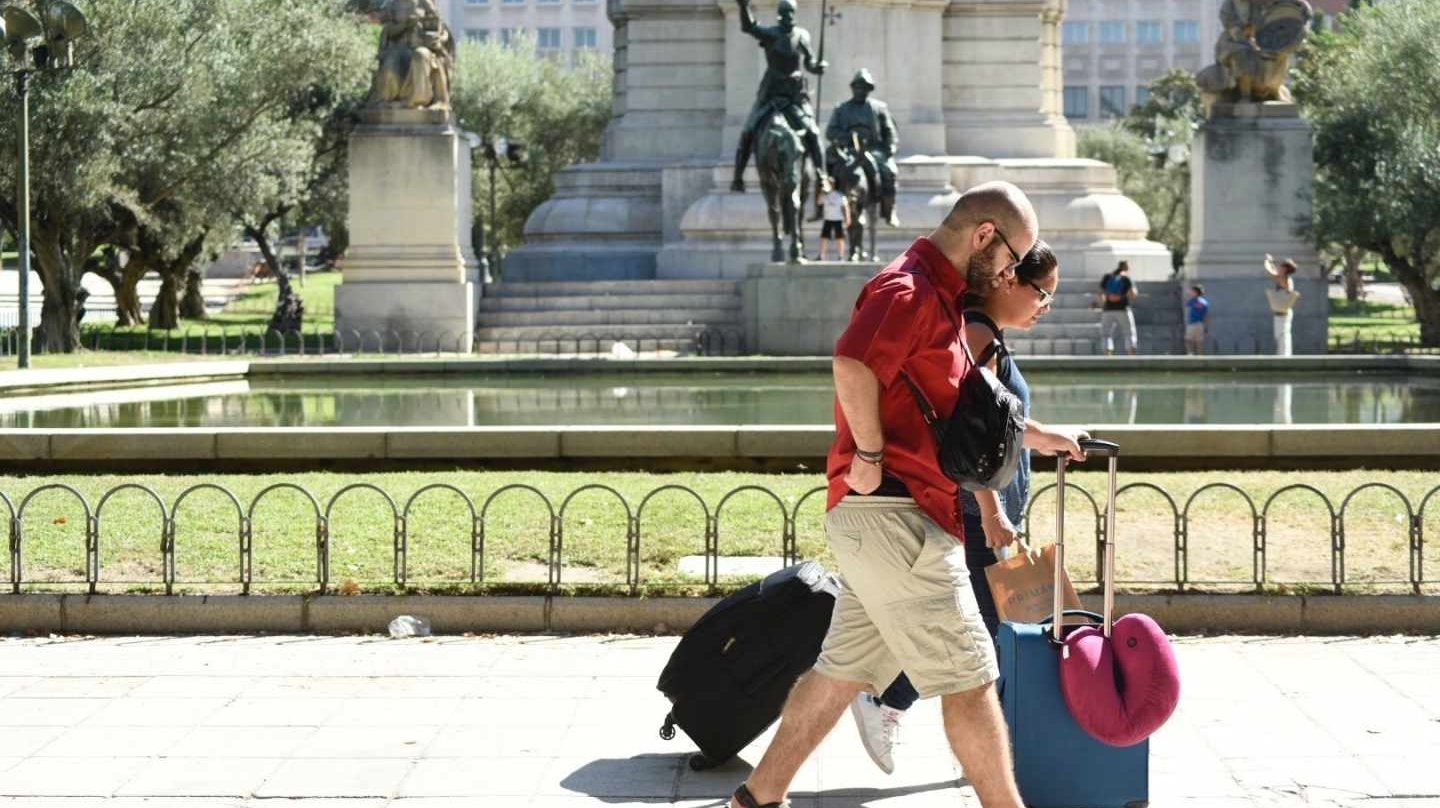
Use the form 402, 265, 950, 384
1, 424, 1438, 471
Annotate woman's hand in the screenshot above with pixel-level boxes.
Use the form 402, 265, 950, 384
982, 510, 1019, 550
1025, 422, 1089, 461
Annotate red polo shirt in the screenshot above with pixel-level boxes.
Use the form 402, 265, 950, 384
827, 238, 970, 540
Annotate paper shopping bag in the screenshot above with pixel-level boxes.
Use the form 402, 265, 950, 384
985, 542, 1082, 624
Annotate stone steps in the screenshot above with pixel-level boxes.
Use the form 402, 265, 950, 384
1007, 337, 1099, 356
489, 280, 740, 298
477, 279, 745, 354
477, 293, 741, 313
479, 308, 742, 327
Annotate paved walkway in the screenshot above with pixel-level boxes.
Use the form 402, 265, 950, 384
0, 634, 1437, 807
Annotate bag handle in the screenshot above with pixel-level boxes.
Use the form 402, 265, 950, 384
1054, 439, 1120, 643
897, 292, 975, 427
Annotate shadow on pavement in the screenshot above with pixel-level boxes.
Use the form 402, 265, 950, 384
560, 754, 965, 805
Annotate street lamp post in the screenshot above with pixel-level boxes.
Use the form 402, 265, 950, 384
481, 137, 526, 284
3, 1, 88, 368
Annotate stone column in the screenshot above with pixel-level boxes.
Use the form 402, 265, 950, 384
942, 0, 1075, 159
1185, 103, 1325, 355
336, 108, 480, 352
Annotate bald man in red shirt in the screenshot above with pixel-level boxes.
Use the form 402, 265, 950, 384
730, 183, 1086, 808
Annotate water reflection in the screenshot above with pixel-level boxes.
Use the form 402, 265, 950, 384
0, 371, 1434, 428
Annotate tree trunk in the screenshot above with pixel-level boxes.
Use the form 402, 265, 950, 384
149, 273, 181, 331
246, 222, 305, 333
1378, 247, 1439, 346
89, 251, 146, 326
36, 290, 80, 354
1342, 247, 1365, 303
29, 227, 84, 353
179, 268, 207, 320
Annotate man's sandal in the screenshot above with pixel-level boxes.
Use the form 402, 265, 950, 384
733, 783, 789, 808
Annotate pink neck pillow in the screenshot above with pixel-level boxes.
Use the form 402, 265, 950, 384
1059, 613, 1180, 747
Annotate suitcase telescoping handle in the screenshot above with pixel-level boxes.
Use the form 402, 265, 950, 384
1054, 439, 1120, 643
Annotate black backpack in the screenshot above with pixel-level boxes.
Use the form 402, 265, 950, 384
901, 303, 1026, 492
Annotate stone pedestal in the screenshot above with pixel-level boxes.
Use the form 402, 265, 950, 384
741, 261, 883, 355
336, 108, 480, 351
1184, 103, 1324, 354
658, 155, 1170, 280
942, 0, 1075, 159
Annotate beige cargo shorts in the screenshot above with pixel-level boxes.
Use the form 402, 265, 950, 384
813, 495, 999, 699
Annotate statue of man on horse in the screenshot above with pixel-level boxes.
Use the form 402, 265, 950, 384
827, 68, 899, 228
731, 0, 828, 262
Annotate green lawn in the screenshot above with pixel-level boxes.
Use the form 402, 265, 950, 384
211, 270, 340, 328
2, 469, 1435, 596
1329, 298, 1421, 342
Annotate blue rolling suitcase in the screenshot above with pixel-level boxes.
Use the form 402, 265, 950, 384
998, 439, 1149, 808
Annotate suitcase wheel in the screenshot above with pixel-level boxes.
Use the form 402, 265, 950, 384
659, 713, 677, 741
689, 753, 720, 771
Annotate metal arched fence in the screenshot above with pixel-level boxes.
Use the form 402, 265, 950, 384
3, 478, 1437, 597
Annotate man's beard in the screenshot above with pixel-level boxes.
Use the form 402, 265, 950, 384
965, 240, 1004, 290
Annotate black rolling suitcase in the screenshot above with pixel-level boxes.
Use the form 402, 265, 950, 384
657, 561, 839, 770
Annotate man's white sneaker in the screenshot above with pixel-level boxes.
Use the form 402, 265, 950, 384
849, 692, 903, 775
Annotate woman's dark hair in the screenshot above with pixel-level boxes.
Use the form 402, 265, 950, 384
1191, 284, 1206, 296
1116, 260, 1130, 273
964, 239, 1057, 308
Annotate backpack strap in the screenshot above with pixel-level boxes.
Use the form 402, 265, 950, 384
963, 309, 1008, 370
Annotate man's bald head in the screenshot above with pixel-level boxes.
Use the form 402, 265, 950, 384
927, 181, 1039, 288
940, 181, 1038, 250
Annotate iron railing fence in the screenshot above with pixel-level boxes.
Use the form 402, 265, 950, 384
2, 478, 1436, 596
0, 325, 748, 358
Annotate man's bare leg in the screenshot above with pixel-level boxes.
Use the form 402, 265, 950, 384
942, 683, 1024, 808
729, 670, 867, 807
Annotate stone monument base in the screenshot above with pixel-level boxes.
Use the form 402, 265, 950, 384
741, 261, 884, 356
659, 156, 1172, 281
1185, 103, 1324, 354
335, 281, 476, 351
337, 109, 480, 352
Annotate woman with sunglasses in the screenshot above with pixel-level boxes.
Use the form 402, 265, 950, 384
849, 239, 1086, 775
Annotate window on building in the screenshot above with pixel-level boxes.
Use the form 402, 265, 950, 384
465, 28, 489, 43
1099, 85, 1126, 118
502, 0, 524, 6
1135, 85, 1151, 108
1174, 20, 1200, 44
537, 0, 561, 6
465, 0, 488, 5
1062, 22, 1089, 45
536, 27, 562, 51
500, 27, 522, 45
1064, 86, 1089, 119
1100, 21, 1126, 44
573, 27, 598, 49
1137, 21, 1163, 44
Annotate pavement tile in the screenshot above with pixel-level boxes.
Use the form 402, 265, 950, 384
0, 757, 141, 796
165, 726, 317, 758
254, 758, 415, 799
82, 697, 228, 727
322, 697, 463, 727
425, 726, 564, 758
398, 758, 554, 797
200, 698, 342, 727
35, 726, 191, 758
0, 699, 109, 727
290, 725, 439, 759
129, 676, 255, 699
0, 727, 64, 758
9, 678, 146, 698
115, 757, 284, 797
447, 697, 580, 727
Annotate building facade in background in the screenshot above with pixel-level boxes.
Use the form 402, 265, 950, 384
435, 0, 612, 66
1062, 0, 1349, 124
